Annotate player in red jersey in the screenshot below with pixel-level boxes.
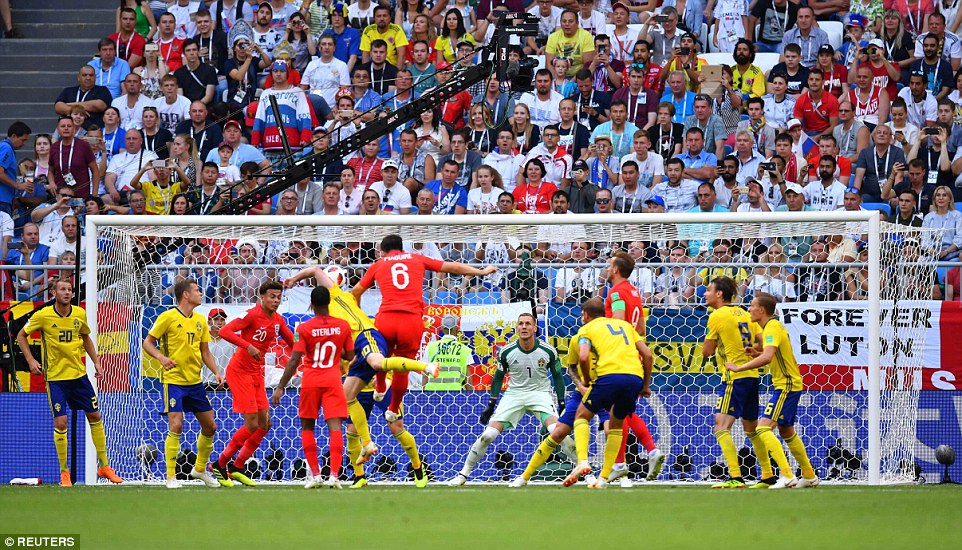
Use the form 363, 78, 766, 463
211, 280, 294, 487
603, 251, 665, 486
353, 234, 497, 419
272, 286, 354, 489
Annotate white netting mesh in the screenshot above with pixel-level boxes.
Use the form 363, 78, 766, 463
88, 214, 941, 484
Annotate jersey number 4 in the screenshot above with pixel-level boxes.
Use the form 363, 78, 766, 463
606, 323, 629, 346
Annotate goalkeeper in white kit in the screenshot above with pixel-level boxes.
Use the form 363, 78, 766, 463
449, 313, 575, 485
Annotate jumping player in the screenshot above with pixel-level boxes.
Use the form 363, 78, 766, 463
211, 281, 294, 487
352, 234, 497, 421
17, 278, 123, 486
725, 292, 819, 488
271, 286, 354, 489
284, 265, 439, 487
604, 251, 665, 485
143, 279, 224, 489
448, 313, 570, 486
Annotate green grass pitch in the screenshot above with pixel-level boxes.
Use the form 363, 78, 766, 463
1, 484, 960, 549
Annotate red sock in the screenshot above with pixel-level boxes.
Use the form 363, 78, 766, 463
616, 427, 628, 463
234, 428, 267, 470
388, 372, 409, 413
329, 430, 344, 478
218, 425, 253, 468
302, 430, 319, 476
374, 371, 386, 394
626, 413, 656, 453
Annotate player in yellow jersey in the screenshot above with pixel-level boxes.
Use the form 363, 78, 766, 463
701, 276, 769, 489
725, 292, 819, 489
143, 279, 224, 489
509, 298, 653, 489
284, 265, 439, 488
17, 278, 123, 487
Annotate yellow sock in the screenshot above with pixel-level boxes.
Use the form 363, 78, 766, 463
785, 433, 815, 479
165, 431, 182, 479
600, 429, 623, 480
348, 399, 372, 446
88, 420, 109, 468
383, 357, 427, 373
521, 437, 558, 481
347, 432, 364, 477
394, 429, 421, 469
714, 430, 742, 479
54, 428, 68, 472
757, 427, 792, 477
573, 418, 590, 462
747, 431, 773, 479
195, 432, 214, 472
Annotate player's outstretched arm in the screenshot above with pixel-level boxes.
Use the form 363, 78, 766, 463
81, 334, 102, 377
143, 335, 176, 371
16, 328, 42, 375
440, 261, 498, 277
271, 351, 303, 405
219, 315, 258, 357
726, 346, 775, 373
284, 266, 331, 288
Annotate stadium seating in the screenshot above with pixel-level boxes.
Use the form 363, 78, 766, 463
753, 53, 781, 76
863, 203, 892, 216
700, 53, 736, 67
821, 21, 844, 49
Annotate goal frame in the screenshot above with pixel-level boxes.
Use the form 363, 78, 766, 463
83, 211, 884, 484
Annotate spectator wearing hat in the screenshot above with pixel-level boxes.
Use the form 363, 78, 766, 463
851, 37, 899, 103
793, 69, 840, 135
251, 59, 314, 170
251, 2, 283, 57
323, 3, 361, 73
205, 307, 231, 388
775, 182, 813, 260
909, 33, 954, 99
583, 134, 619, 189
659, 32, 707, 93
55, 66, 113, 131
302, 126, 344, 184
205, 120, 271, 178
360, 5, 408, 69
780, 7, 828, 68
913, 12, 962, 73
814, 44, 849, 100
368, 159, 411, 214
565, 159, 600, 213
835, 14, 867, 67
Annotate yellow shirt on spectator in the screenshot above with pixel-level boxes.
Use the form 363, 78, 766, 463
732, 64, 767, 98
434, 33, 476, 64
360, 23, 409, 66
140, 180, 184, 215
664, 57, 708, 92
545, 28, 595, 77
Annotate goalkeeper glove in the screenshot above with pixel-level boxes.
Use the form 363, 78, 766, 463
479, 397, 497, 425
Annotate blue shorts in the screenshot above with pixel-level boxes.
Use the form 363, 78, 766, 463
47, 376, 98, 417
762, 389, 802, 426
346, 329, 389, 383
582, 374, 645, 420
557, 392, 585, 427
163, 383, 213, 415
344, 388, 398, 424
715, 378, 760, 421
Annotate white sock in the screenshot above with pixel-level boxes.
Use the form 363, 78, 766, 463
462, 426, 500, 476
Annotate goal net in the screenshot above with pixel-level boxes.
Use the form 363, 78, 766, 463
84, 212, 940, 485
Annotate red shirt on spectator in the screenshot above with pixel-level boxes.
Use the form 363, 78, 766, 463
512, 180, 558, 214
806, 151, 853, 180
158, 37, 186, 72
440, 90, 472, 129
821, 63, 848, 98
110, 32, 146, 65
793, 91, 839, 134
347, 156, 383, 190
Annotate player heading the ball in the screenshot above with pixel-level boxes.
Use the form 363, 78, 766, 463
17, 277, 123, 486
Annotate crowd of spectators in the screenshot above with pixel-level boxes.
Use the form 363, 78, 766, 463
4, 0, 962, 306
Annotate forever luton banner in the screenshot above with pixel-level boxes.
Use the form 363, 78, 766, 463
777, 301, 962, 391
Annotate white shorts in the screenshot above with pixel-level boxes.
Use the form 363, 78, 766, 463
490, 390, 558, 430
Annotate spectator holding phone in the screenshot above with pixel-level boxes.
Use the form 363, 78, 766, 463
5, 223, 50, 301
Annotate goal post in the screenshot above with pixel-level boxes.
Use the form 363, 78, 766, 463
83, 211, 936, 485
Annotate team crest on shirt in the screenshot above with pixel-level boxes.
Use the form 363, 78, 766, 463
196, 322, 203, 332
73, 320, 81, 330
54, 403, 61, 413
538, 358, 546, 369
274, 324, 280, 336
